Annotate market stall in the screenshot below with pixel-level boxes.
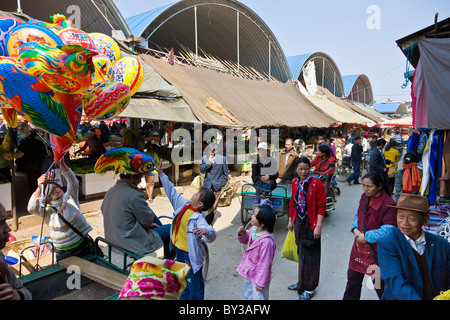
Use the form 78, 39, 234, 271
396, 16, 450, 239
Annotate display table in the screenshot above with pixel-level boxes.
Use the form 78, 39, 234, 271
0, 182, 12, 216
75, 171, 117, 200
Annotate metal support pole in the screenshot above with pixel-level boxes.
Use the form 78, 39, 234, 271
322, 58, 325, 88
333, 72, 336, 95
268, 41, 271, 79
194, 6, 198, 62
237, 11, 240, 72
17, 0, 22, 13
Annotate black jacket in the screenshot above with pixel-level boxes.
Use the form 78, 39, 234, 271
350, 143, 363, 164
369, 148, 386, 174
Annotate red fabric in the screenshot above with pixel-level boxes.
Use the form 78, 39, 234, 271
310, 154, 336, 176
173, 204, 195, 237
411, 70, 416, 128
402, 163, 421, 193
289, 177, 327, 231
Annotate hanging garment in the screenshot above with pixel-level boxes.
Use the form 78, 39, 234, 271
420, 130, 432, 196
416, 38, 450, 129
412, 59, 428, 128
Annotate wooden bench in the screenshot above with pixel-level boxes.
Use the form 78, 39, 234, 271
59, 256, 128, 292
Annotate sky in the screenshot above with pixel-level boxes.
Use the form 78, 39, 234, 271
114, 0, 450, 104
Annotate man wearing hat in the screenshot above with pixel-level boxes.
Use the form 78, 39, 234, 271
377, 194, 450, 300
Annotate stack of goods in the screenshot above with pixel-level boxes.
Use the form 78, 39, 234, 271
423, 202, 449, 235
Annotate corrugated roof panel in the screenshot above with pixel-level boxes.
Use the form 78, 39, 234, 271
0, 0, 132, 37
125, 3, 174, 38
373, 103, 403, 113
124, 0, 292, 83
342, 74, 373, 105
288, 52, 344, 97
287, 54, 312, 81
342, 75, 360, 96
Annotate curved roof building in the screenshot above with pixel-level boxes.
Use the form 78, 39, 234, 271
287, 52, 345, 98
125, 0, 292, 83
342, 74, 374, 105
0, 0, 132, 39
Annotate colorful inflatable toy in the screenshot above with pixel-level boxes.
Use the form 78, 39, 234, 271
0, 14, 144, 161
94, 147, 156, 176
111, 56, 144, 96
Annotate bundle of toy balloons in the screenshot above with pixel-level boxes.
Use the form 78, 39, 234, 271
0, 14, 144, 161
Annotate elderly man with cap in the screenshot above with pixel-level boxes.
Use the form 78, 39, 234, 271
101, 149, 173, 260
251, 142, 278, 197
377, 194, 450, 300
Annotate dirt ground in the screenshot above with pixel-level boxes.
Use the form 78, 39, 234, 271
7, 173, 379, 300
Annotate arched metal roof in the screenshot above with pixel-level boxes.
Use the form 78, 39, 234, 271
0, 0, 133, 38
287, 52, 345, 98
342, 74, 374, 105
125, 0, 292, 83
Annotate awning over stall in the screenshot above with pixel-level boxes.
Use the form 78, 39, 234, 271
321, 87, 382, 124
140, 54, 335, 128
304, 88, 370, 125
118, 98, 200, 123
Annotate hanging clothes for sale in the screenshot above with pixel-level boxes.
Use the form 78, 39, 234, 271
407, 130, 420, 153
420, 130, 432, 197
412, 38, 450, 129
417, 131, 429, 155
427, 130, 444, 205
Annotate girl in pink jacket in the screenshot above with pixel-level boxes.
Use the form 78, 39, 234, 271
237, 204, 277, 300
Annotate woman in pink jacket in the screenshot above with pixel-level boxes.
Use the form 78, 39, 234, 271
237, 204, 277, 300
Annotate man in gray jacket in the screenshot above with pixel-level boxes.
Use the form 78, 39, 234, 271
101, 173, 173, 259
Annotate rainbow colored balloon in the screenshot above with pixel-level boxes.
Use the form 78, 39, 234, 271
0, 58, 76, 142
19, 42, 97, 94
89, 33, 121, 65
5, 21, 64, 57
0, 14, 145, 160
91, 54, 112, 84
0, 107, 18, 128
57, 28, 95, 50
111, 57, 144, 96
94, 147, 156, 176
0, 17, 21, 56
82, 81, 130, 119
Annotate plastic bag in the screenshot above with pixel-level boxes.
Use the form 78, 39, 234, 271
387, 166, 397, 178
281, 230, 298, 262
434, 289, 450, 300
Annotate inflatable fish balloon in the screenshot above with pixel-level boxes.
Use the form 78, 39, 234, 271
19, 42, 97, 94
94, 147, 155, 176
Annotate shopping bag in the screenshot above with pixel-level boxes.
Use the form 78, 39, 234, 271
434, 289, 450, 300
281, 230, 298, 262
387, 166, 397, 178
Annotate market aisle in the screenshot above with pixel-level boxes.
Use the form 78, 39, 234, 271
203, 179, 379, 300
7, 174, 379, 300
